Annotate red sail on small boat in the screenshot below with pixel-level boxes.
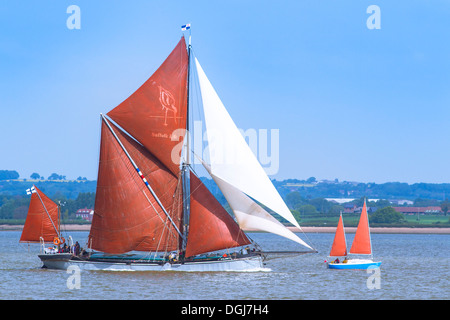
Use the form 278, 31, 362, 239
329, 214, 347, 257
349, 200, 372, 255
20, 185, 59, 243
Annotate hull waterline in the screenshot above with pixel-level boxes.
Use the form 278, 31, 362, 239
38, 253, 266, 272
327, 259, 381, 270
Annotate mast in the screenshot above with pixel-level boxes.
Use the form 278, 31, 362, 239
366, 198, 373, 257
58, 201, 61, 239
181, 28, 192, 252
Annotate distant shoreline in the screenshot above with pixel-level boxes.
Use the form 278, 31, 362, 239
291, 226, 450, 234
2, 224, 450, 234
0, 224, 91, 231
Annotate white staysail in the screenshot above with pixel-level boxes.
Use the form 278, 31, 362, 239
200, 159, 313, 250
194, 57, 301, 230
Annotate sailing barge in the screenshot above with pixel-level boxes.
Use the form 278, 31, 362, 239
21, 32, 315, 272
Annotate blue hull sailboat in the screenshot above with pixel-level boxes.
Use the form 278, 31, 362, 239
326, 200, 381, 270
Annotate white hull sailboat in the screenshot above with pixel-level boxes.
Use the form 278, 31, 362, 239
39, 252, 265, 272
23, 28, 316, 272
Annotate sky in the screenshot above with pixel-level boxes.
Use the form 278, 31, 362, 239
0, 1, 449, 184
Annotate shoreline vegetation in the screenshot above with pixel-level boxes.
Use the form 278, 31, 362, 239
2, 224, 449, 234
2, 177, 450, 235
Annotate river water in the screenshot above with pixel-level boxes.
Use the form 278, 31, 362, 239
0, 231, 448, 301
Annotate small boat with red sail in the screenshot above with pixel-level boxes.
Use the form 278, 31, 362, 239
326, 200, 381, 269
20, 185, 73, 263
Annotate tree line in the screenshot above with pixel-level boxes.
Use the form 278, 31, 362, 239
0, 169, 88, 181
0, 170, 19, 180
0, 192, 95, 221
272, 178, 450, 201
283, 192, 449, 224
3, 169, 450, 200
1, 172, 450, 225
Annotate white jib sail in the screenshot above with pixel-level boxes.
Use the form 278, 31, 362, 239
200, 159, 313, 249
194, 57, 302, 230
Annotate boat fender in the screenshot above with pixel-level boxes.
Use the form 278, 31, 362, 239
53, 237, 61, 245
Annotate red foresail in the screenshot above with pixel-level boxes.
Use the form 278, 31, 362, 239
185, 172, 251, 258
329, 214, 347, 257
107, 37, 188, 176
349, 201, 372, 255
88, 120, 183, 254
20, 186, 59, 243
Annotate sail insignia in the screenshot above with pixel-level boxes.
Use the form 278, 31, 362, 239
107, 37, 189, 176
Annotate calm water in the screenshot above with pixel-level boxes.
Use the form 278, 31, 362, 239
0, 231, 448, 300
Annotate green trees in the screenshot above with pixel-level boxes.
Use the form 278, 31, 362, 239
370, 207, 405, 224
52, 192, 95, 219
0, 196, 29, 219
297, 204, 318, 215
0, 191, 95, 220
0, 170, 19, 181
285, 192, 304, 208
48, 173, 66, 180
284, 191, 344, 217
30, 173, 41, 180
440, 200, 450, 216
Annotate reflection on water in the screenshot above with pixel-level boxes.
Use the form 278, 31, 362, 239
0, 231, 449, 300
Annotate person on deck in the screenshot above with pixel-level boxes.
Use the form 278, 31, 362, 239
74, 241, 81, 256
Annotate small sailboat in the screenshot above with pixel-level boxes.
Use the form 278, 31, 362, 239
34, 29, 316, 272
326, 200, 381, 269
20, 185, 74, 259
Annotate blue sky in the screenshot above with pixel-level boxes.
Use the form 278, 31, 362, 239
1, 1, 449, 184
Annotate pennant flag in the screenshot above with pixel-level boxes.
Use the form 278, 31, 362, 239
26, 186, 37, 195
181, 24, 191, 31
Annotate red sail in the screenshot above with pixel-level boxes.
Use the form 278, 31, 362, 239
107, 37, 188, 176
329, 214, 347, 257
20, 186, 59, 243
349, 200, 372, 255
185, 172, 251, 257
88, 121, 183, 254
